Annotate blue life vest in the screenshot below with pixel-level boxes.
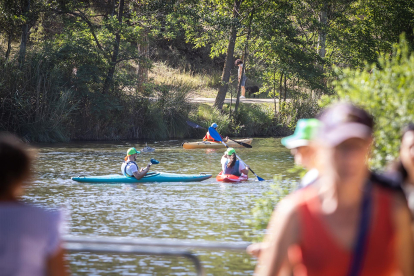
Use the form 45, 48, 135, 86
224, 160, 241, 176
121, 161, 139, 177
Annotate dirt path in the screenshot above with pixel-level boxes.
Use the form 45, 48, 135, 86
188, 97, 281, 104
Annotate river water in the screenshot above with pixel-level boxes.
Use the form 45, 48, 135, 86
26, 138, 298, 275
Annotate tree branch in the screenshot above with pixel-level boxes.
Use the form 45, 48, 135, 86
51, 8, 107, 57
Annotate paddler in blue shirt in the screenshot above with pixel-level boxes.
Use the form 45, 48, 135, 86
203, 123, 228, 142
121, 148, 151, 180
221, 148, 249, 176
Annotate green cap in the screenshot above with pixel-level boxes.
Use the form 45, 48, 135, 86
281, 119, 321, 149
126, 147, 140, 156
224, 148, 236, 155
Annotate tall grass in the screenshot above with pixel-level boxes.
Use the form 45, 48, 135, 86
149, 62, 221, 98
0, 54, 78, 142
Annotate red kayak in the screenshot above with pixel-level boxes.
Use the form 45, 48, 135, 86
216, 171, 248, 183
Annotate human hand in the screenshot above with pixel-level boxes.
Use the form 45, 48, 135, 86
246, 242, 263, 257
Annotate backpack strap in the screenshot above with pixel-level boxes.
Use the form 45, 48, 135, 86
347, 180, 373, 276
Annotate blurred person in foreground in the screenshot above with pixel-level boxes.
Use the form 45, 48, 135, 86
0, 133, 69, 276
247, 119, 321, 258
281, 118, 321, 187
388, 123, 414, 218
254, 103, 414, 276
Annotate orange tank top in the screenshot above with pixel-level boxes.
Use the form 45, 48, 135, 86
290, 185, 397, 276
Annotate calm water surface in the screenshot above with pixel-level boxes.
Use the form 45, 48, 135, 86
26, 137, 298, 275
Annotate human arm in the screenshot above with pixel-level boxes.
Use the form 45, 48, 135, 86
221, 155, 228, 172
254, 198, 300, 276
133, 164, 151, 180
239, 161, 249, 175
46, 245, 70, 276
393, 193, 414, 275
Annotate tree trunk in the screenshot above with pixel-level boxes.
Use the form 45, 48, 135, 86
136, 33, 149, 93
18, 0, 30, 68
235, 8, 254, 114
279, 72, 283, 111
316, 3, 328, 93
214, 0, 242, 110
284, 74, 287, 102
273, 70, 277, 117
317, 3, 328, 61
103, 0, 125, 94
5, 33, 12, 61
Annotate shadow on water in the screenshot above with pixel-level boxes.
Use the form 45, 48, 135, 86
27, 138, 298, 275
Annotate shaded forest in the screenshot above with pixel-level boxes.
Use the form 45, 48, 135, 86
1, 0, 413, 141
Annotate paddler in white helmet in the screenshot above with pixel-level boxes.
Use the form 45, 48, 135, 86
121, 147, 151, 180
203, 123, 228, 142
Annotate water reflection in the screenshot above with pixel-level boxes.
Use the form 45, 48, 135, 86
26, 138, 297, 275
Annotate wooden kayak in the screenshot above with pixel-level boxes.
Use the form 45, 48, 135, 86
182, 138, 253, 149
216, 171, 248, 183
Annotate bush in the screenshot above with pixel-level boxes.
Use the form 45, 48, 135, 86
246, 174, 297, 241
321, 35, 414, 169
0, 52, 78, 142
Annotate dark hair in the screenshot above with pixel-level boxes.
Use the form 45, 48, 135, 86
0, 133, 33, 195
234, 59, 243, 66
387, 123, 414, 181
227, 153, 237, 168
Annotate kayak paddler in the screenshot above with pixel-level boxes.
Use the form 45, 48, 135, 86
203, 123, 228, 142
221, 148, 248, 176
121, 147, 151, 180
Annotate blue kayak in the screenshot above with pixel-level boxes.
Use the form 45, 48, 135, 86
71, 171, 212, 183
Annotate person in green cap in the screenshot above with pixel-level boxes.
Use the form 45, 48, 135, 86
281, 118, 321, 187
121, 147, 151, 180
221, 148, 249, 176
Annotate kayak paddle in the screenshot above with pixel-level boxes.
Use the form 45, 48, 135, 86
186, 120, 206, 130
227, 138, 252, 148
186, 120, 252, 148
149, 158, 159, 165
147, 158, 159, 168
208, 127, 264, 181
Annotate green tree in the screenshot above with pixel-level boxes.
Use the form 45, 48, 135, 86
322, 36, 414, 169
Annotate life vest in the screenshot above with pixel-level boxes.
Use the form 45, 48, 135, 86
203, 131, 222, 142
288, 184, 397, 276
121, 161, 139, 177
224, 160, 241, 176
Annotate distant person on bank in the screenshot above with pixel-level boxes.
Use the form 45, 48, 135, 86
235, 59, 246, 99
121, 147, 151, 180
255, 103, 414, 276
203, 123, 228, 142
0, 133, 69, 276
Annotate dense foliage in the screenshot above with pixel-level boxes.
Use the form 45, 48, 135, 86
322, 37, 414, 169
0, 0, 413, 141
248, 37, 414, 240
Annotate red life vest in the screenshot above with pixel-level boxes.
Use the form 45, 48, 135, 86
288, 185, 397, 276
203, 131, 222, 142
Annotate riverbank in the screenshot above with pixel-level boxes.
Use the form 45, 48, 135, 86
1, 54, 317, 143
